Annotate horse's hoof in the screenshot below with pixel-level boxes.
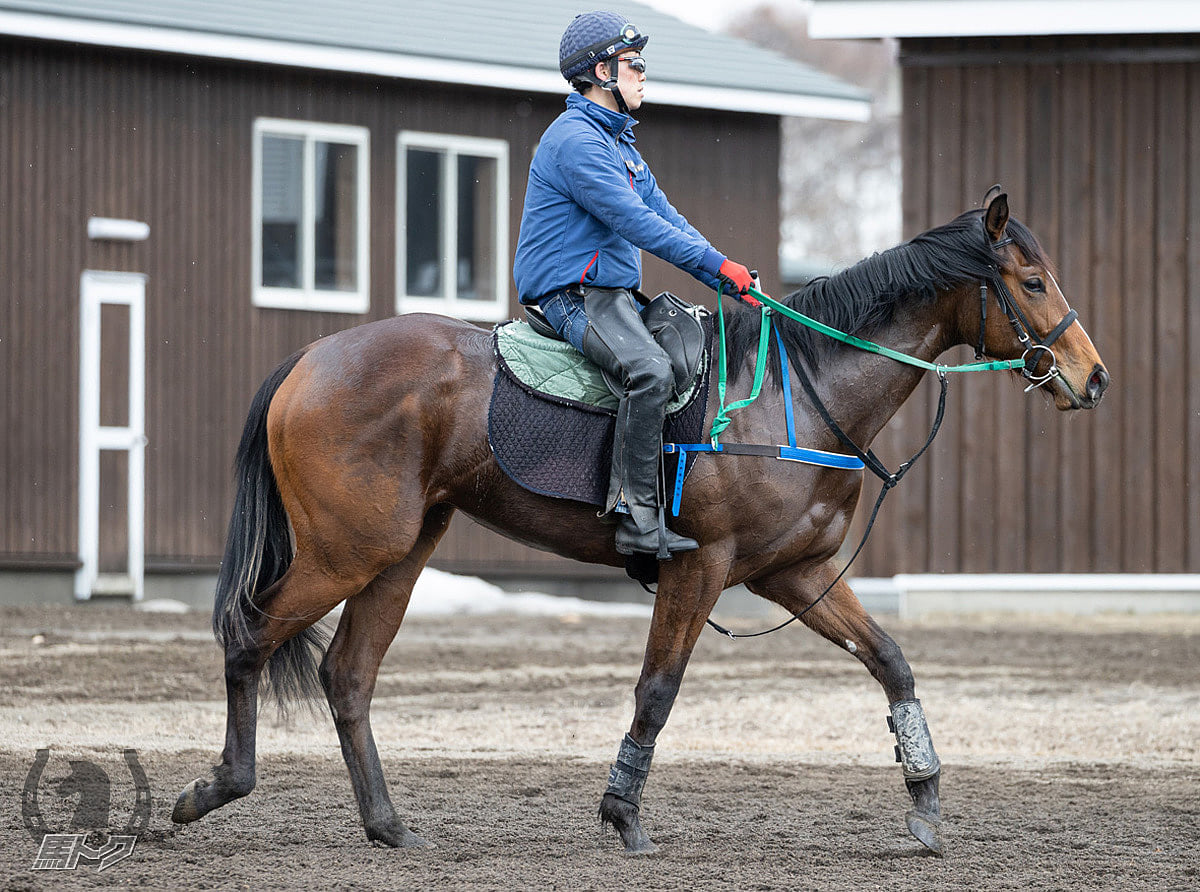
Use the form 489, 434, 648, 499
397, 829, 433, 849
366, 822, 432, 848
905, 810, 944, 855
599, 794, 658, 854
171, 778, 206, 824
623, 836, 659, 856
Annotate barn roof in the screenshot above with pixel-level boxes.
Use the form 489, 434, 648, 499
809, 0, 1200, 39
0, 0, 871, 120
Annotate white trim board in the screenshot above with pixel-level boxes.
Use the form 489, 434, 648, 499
809, 1, 1200, 39
852, 574, 1200, 618
0, 10, 870, 121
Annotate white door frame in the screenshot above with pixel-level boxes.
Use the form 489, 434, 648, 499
76, 270, 147, 601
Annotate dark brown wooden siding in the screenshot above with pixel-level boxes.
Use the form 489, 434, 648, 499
0, 37, 779, 579
855, 34, 1200, 575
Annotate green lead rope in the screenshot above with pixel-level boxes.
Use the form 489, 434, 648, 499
709, 293, 772, 445
708, 284, 1026, 445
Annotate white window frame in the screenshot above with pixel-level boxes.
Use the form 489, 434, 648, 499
397, 131, 509, 321
252, 118, 370, 313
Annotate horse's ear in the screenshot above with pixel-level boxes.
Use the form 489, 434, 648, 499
985, 191, 1009, 242
982, 183, 1003, 206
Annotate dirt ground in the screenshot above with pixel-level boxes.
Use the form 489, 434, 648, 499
0, 602, 1197, 890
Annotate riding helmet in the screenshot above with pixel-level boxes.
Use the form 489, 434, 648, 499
558, 11, 648, 82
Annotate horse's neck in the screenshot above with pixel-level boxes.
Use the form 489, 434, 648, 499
791, 289, 962, 450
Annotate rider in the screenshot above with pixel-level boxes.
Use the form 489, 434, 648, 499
513, 10, 762, 558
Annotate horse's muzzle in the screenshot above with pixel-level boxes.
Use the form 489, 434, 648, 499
1053, 362, 1108, 410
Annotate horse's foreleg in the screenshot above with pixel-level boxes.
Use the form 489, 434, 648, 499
318, 505, 453, 848
748, 567, 944, 854
599, 564, 724, 854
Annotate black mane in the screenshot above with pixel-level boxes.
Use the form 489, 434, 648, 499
721, 209, 1048, 383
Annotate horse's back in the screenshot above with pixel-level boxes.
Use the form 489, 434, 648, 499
300, 312, 494, 388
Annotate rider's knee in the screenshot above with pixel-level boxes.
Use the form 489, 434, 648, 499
627, 352, 673, 398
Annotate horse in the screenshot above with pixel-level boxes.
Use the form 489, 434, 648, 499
172, 192, 1108, 855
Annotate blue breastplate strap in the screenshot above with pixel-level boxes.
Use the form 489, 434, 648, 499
662, 322, 863, 518
662, 442, 865, 517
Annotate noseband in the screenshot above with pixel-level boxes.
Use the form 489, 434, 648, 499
975, 236, 1078, 392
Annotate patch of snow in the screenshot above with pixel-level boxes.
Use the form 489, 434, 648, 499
134, 598, 192, 614
341, 568, 652, 618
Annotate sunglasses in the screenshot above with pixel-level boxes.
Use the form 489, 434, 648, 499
609, 56, 646, 74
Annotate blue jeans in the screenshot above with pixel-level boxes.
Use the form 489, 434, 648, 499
538, 289, 642, 354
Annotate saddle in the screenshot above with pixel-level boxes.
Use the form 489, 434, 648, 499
524, 290, 707, 399
488, 292, 711, 507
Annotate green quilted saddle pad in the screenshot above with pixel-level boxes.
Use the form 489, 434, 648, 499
494, 320, 700, 413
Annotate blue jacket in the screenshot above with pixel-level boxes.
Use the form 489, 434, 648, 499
513, 93, 725, 305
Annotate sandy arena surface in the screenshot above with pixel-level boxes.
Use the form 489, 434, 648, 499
0, 603, 1197, 890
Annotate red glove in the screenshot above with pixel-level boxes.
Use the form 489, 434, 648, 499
718, 259, 767, 307
718, 259, 754, 294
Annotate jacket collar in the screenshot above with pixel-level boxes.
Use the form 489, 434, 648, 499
566, 92, 638, 143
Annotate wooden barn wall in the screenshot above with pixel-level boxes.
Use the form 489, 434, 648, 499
855, 35, 1199, 575
0, 37, 778, 579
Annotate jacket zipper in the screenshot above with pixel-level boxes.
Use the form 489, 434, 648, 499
580, 250, 599, 283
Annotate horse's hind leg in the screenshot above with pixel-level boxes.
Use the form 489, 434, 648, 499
748, 567, 944, 854
173, 556, 376, 825
318, 505, 454, 847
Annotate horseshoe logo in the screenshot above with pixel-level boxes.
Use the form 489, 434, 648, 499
21, 748, 152, 840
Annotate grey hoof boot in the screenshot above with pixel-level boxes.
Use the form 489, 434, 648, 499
600, 734, 660, 853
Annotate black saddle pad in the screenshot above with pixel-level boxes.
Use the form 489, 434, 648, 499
488, 325, 712, 506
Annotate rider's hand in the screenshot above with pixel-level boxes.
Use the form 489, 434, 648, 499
718, 259, 754, 294
717, 260, 768, 307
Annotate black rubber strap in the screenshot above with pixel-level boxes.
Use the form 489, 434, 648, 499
791, 357, 893, 483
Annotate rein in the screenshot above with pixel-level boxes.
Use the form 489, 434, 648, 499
699, 263, 1071, 639
703, 328, 949, 640
707, 284, 1025, 446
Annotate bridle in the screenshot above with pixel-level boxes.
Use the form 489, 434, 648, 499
975, 235, 1078, 393
701, 226, 1084, 641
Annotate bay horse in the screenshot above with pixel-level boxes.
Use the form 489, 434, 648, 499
172, 193, 1108, 854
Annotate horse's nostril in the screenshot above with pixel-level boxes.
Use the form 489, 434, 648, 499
1087, 366, 1109, 399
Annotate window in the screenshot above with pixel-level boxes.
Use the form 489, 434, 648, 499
253, 119, 370, 312
397, 132, 509, 321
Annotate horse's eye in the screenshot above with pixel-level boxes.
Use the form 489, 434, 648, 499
1023, 277, 1045, 294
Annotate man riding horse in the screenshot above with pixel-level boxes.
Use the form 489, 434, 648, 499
513, 10, 765, 558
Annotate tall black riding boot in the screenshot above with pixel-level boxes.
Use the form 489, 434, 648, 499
579, 289, 699, 558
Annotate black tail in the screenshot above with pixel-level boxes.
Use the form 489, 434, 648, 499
212, 349, 328, 713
